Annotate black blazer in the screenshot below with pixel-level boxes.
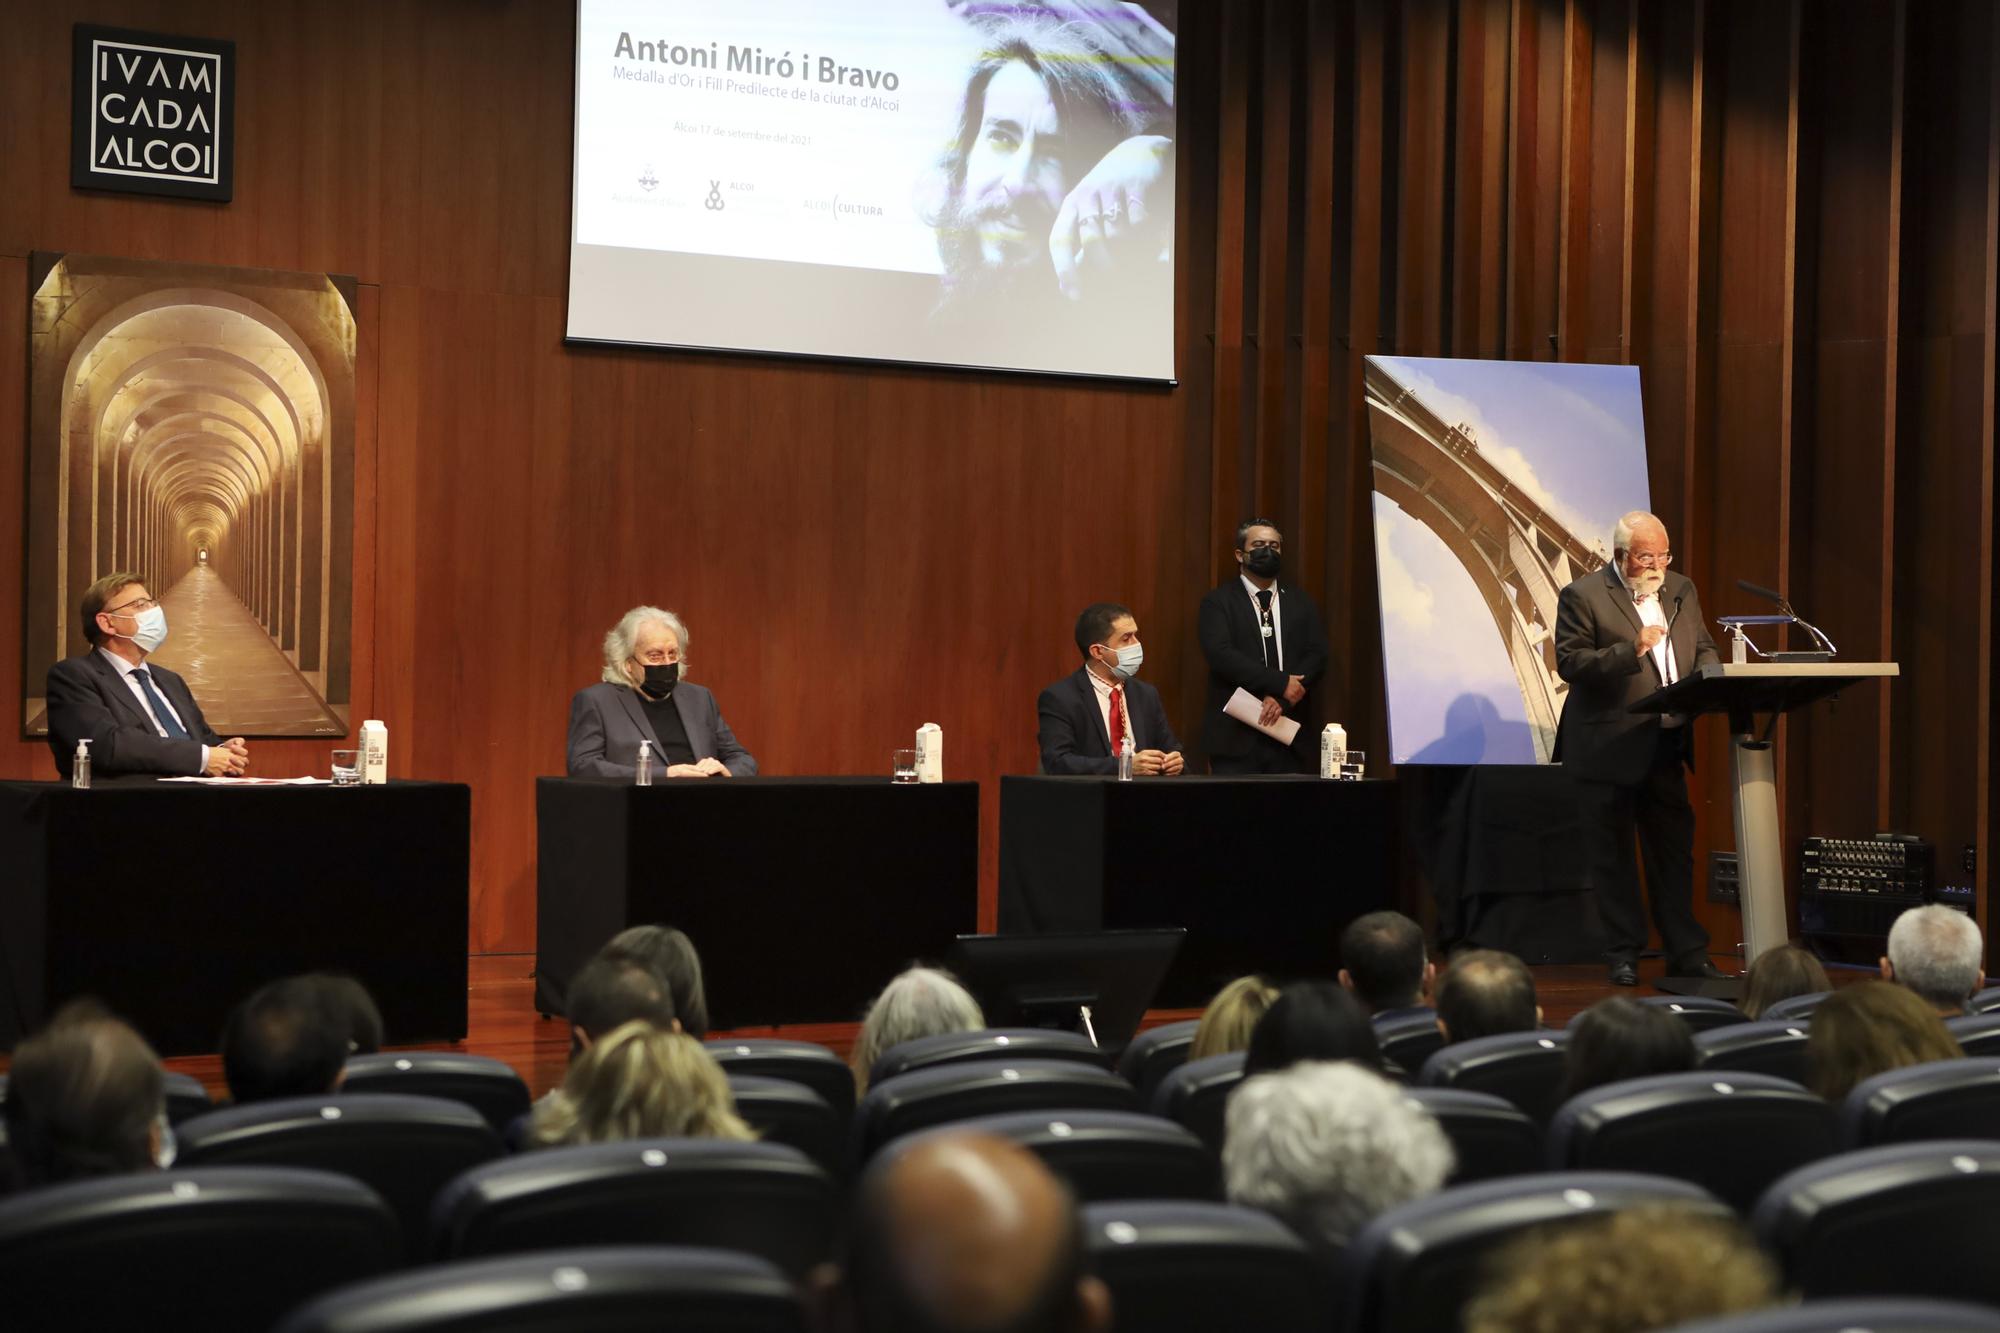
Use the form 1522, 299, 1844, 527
1552, 565, 1720, 785
1197, 578, 1331, 760
1036, 667, 1184, 775
44, 650, 223, 779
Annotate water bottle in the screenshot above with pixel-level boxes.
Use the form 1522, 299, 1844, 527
1117, 735, 1134, 782
72, 739, 92, 790
1321, 723, 1346, 779
635, 739, 653, 786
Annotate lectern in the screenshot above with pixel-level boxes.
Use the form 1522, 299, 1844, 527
1632, 662, 1899, 996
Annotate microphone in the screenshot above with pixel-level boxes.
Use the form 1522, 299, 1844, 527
1737, 578, 1784, 604
1665, 588, 1686, 633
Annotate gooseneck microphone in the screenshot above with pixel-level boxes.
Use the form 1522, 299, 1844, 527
1737, 578, 1784, 604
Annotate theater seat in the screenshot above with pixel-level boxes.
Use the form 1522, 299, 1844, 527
707, 1038, 857, 1129
1943, 1012, 2000, 1057
177, 1093, 502, 1264
1341, 1172, 1729, 1333
869, 1028, 1111, 1085
341, 1053, 531, 1132
1373, 1009, 1446, 1076
853, 1059, 1140, 1165
1695, 1020, 1812, 1084
274, 1246, 805, 1333
163, 1070, 215, 1122
1548, 1071, 1837, 1212
727, 1074, 844, 1181
1760, 991, 1831, 1023
1965, 986, 2000, 1016
1839, 1058, 2000, 1147
1753, 1140, 2000, 1304
1417, 1031, 1570, 1125
1637, 994, 1750, 1033
1148, 1052, 1247, 1155
1116, 1019, 1199, 1104
1084, 1200, 1322, 1333
431, 1138, 834, 1278
1657, 1297, 2000, 1333
893, 1109, 1220, 1203
1399, 1087, 1539, 1184
0, 1166, 397, 1330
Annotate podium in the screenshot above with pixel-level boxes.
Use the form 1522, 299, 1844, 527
1632, 662, 1899, 996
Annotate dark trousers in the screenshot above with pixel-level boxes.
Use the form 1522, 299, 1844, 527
1584, 728, 1710, 966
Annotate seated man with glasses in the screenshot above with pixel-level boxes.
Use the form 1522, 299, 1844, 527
44, 572, 248, 779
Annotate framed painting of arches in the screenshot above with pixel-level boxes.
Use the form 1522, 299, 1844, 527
22, 252, 356, 738
1364, 355, 1652, 766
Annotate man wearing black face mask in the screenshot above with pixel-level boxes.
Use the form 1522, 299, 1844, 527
1197, 520, 1332, 774
567, 606, 758, 779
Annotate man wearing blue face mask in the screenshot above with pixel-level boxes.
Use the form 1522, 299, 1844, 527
44, 572, 246, 779
1036, 602, 1185, 776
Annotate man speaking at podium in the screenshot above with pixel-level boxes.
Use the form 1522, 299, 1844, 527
1554, 512, 1723, 988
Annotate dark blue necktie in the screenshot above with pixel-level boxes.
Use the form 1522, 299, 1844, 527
130, 668, 190, 740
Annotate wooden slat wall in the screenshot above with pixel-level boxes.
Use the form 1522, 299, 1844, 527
2, 1, 1996, 958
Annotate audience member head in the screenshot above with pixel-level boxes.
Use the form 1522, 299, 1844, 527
852, 966, 986, 1093
1806, 979, 1963, 1102
1435, 950, 1541, 1044
1883, 905, 1985, 1016
1739, 943, 1830, 1020
3, 1000, 167, 1188
1339, 911, 1434, 1013
305, 973, 384, 1055
822, 1131, 1110, 1333
1224, 1061, 1453, 1254
1558, 999, 1697, 1103
530, 1021, 753, 1147
565, 955, 679, 1059
600, 923, 711, 1038
1464, 1206, 1777, 1333
1242, 982, 1380, 1077
1190, 975, 1280, 1061
222, 976, 351, 1104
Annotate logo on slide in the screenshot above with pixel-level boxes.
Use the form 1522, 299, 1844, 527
704, 180, 725, 211
637, 163, 657, 192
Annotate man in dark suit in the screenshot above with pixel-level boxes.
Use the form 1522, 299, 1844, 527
1197, 520, 1331, 774
567, 606, 757, 779
1037, 603, 1185, 776
44, 572, 246, 779
1554, 511, 1724, 987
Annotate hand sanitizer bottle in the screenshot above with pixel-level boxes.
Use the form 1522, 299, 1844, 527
1117, 736, 1134, 782
73, 739, 92, 790
635, 739, 653, 786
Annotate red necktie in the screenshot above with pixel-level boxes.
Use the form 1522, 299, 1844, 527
1108, 685, 1127, 754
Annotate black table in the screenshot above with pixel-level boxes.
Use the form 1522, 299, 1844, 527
535, 777, 980, 1028
0, 778, 470, 1056
997, 776, 1401, 1007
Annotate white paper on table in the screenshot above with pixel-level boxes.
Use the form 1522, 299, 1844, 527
158, 775, 333, 786
1223, 688, 1302, 745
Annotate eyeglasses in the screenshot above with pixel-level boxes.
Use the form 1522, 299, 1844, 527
103, 597, 159, 616
1627, 552, 1673, 569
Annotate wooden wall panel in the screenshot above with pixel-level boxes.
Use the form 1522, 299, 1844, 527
3, 0, 1997, 963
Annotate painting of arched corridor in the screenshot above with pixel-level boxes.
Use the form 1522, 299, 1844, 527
23, 253, 355, 737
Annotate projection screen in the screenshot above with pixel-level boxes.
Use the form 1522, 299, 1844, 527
567, 0, 1179, 380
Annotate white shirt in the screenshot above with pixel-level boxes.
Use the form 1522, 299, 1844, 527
1613, 567, 1683, 727
97, 646, 209, 770
1087, 668, 1135, 753
1240, 574, 1284, 671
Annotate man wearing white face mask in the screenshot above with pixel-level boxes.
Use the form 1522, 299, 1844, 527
1036, 602, 1185, 776
44, 571, 247, 779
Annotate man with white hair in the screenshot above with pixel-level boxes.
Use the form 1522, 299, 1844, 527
1883, 904, 1986, 1016
1223, 1061, 1454, 1261
850, 966, 987, 1094
566, 605, 757, 778
1554, 511, 1723, 988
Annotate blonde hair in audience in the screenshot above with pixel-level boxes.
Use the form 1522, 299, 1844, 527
532, 1021, 754, 1147
1464, 1207, 1777, 1333
1739, 942, 1830, 1020
851, 966, 986, 1093
1805, 979, 1963, 1103
1191, 975, 1280, 1062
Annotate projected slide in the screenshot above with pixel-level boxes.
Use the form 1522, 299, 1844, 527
567, 0, 1178, 380
1364, 356, 1653, 765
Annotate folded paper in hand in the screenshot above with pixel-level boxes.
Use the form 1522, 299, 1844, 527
1223, 688, 1301, 745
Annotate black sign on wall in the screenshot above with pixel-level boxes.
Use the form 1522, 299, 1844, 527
71, 24, 235, 202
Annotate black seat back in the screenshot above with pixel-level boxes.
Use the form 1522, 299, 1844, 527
869, 1028, 1111, 1085
1148, 1052, 1247, 1155
1695, 1020, 1812, 1084
707, 1038, 857, 1130
1637, 994, 1750, 1033
1398, 1087, 1539, 1184
1760, 991, 1831, 1023
727, 1074, 844, 1181
1084, 1200, 1322, 1333
1373, 1009, 1445, 1076
0, 1165, 397, 1331
1964, 986, 2000, 1016
894, 1110, 1220, 1203
340, 1053, 531, 1133
1116, 1019, 1199, 1104
1943, 1012, 2000, 1057
1840, 1058, 2000, 1147
853, 1059, 1139, 1165
1417, 1031, 1570, 1125
163, 1070, 215, 1122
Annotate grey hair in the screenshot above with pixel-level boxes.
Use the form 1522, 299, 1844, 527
851, 966, 986, 1093
1612, 510, 1663, 556
1887, 905, 1984, 1010
1224, 1061, 1454, 1250
601, 606, 690, 688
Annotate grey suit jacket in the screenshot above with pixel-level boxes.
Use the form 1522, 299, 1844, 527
1553, 565, 1720, 785
566, 680, 758, 778
45, 649, 224, 779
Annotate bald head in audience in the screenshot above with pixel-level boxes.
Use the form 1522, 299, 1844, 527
1436, 949, 1542, 1044
819, 1132, 1111, 1333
